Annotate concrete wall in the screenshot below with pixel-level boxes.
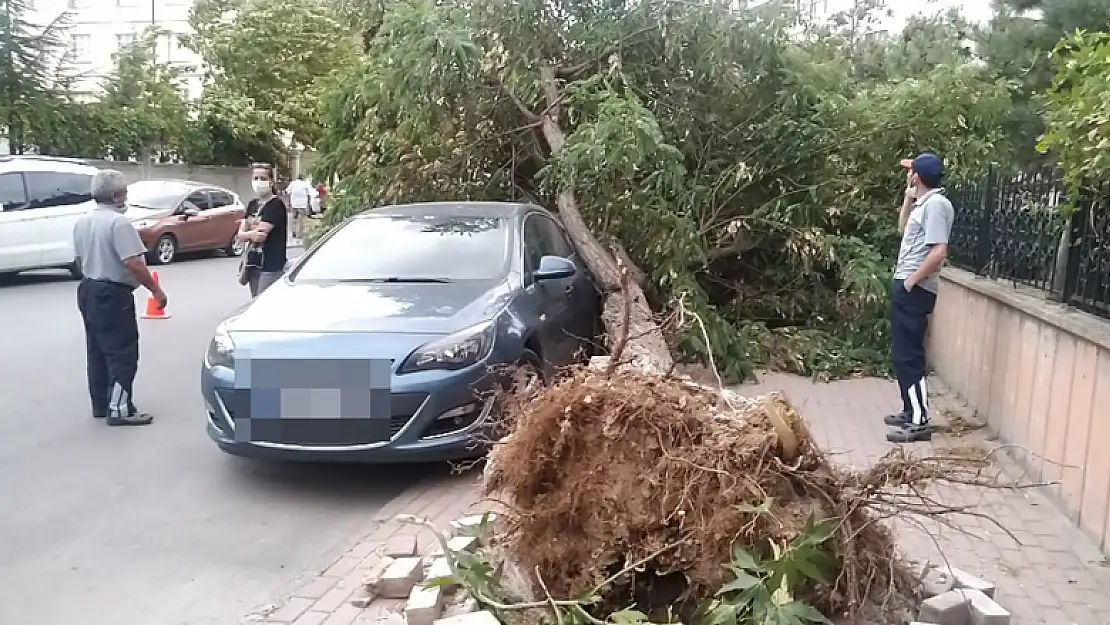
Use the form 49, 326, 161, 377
929, 267, 1110, 550
87, 161, 253, 201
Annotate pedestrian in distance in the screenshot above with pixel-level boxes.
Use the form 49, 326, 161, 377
884, 152, 955, 444
236, 163, 288, 298
286, 172, 313, 240
73, 169, 167, 426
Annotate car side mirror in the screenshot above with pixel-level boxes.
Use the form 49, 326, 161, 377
182, 207, 200, 218
533, 255, 576, 281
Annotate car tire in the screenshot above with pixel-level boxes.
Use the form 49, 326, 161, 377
67, 261, 83, 280
224, 235, 246, 257
149, 234, 177, 265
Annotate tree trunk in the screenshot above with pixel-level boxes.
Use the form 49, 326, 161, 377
537, 63, 673, 374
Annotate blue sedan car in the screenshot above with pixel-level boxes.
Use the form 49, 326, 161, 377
201, 202, 602, 463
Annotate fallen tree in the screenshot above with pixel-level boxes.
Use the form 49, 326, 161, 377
313, 0, 1014, 379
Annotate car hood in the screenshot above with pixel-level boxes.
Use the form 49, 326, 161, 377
227, 279, 514, 335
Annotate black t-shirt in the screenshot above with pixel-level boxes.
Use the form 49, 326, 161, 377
245, 197, 288, 272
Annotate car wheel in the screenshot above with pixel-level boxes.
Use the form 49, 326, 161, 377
67, 262, 83, 280
224, 236, 246, 257
149, 234, 177, 265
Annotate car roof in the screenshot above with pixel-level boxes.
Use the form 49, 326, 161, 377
355, 201, 543, 220
0, 155, 100, 175
129, 178, 234, 194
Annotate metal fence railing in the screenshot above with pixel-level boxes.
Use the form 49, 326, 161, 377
945, 165, 1110, 319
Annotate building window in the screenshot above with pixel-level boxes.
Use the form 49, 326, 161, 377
70, 34, 91, 62
116, 33, 136, 50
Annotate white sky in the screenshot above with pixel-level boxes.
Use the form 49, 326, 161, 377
819, 0, 996, 30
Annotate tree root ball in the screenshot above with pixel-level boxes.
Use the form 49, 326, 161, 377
483, 368, 929, 621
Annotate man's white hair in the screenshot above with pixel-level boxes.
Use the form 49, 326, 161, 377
91, 169, 128, 204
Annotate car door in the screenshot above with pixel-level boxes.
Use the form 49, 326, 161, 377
0, 172, 40, 271
23, 170, 94, 267
521, 213, 578, 366
175, 190, 215, 250
532, 215, 599, 357
204, 189, 242, 248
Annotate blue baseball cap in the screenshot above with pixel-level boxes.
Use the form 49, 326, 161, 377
900, 153, 944, 186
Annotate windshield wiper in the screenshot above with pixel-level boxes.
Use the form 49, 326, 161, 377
335, 277, 454, 284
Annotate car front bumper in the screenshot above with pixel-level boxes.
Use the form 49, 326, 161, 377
201, 359, 501, 464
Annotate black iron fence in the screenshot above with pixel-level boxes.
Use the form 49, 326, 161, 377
946, 165, 1110, 320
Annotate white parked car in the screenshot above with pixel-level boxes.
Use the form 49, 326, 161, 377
0, 156, 99, 278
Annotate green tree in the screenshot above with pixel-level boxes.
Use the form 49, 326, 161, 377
0, 0, 69, 154
97, 28, 192, 161
980, 0, 1110, 163
1038, 30, 1110, 189
313, 0, 1012, 379
184, 0, 360, 150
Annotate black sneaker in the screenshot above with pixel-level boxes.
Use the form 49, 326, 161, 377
884, 412, 909, 426
93, 413, 107, 419
886, 423, 931, 443
106, 412, 154, 427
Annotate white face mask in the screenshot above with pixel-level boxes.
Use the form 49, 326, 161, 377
252, 180, 272, 196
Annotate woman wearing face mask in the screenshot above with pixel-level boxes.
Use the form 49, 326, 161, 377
236, 163, 289, 297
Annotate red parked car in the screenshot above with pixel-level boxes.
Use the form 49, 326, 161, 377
125, 179, 248, 265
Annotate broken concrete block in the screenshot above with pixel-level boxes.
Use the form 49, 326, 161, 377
450, 514, 497, 539
442, 593, 479, 618
918, 588, 971, 625
434, 610, 501, 625
426, 558, 458, 591
405, 584, 445, 625
429, 536, 480, 558
374, 557, 425, 598
922, 566, 956, 597
385, 535, 419, 558
363, 557, 396, 590
965, 589, 1010, 625
942, 566, 997, 599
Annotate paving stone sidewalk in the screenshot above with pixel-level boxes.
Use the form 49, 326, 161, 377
249, 373, 1110, 625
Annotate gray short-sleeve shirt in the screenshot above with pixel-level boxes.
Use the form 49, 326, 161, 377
893, 189, 954, 294
73, 203, 147, 287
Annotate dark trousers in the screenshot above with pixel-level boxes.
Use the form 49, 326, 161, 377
890, 279, 937, 425
77, 279, 140, 418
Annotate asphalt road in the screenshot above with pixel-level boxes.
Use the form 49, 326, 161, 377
0, 251, 434, 625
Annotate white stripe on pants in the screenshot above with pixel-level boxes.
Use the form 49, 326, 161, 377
907, 376, 928, 425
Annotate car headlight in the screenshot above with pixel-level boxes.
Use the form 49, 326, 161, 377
400, 322, 495, 373
205, 322, 235, 368
131, 219, 158, 229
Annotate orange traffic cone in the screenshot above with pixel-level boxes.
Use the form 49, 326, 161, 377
141, 271, 170, 320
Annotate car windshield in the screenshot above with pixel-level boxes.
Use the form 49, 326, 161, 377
292, 214, 511, 283
127, 181, 190, 210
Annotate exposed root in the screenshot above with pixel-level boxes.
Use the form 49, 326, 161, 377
481, 368, 1032, 622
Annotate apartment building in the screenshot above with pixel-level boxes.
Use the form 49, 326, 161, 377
26, 0, 205, 100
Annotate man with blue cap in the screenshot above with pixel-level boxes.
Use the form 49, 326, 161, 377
883, 152, 954, 443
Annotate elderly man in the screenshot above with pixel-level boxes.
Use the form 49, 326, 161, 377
73, 170, 168, 426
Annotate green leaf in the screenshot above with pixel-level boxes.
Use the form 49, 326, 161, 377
704, 602, 738, 625
780, 602, 831, 624
730, 545, 760, 571
717, 570, 762, 595
608, 609, 648, 625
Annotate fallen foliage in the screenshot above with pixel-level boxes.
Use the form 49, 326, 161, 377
482, 366, 1008, 622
